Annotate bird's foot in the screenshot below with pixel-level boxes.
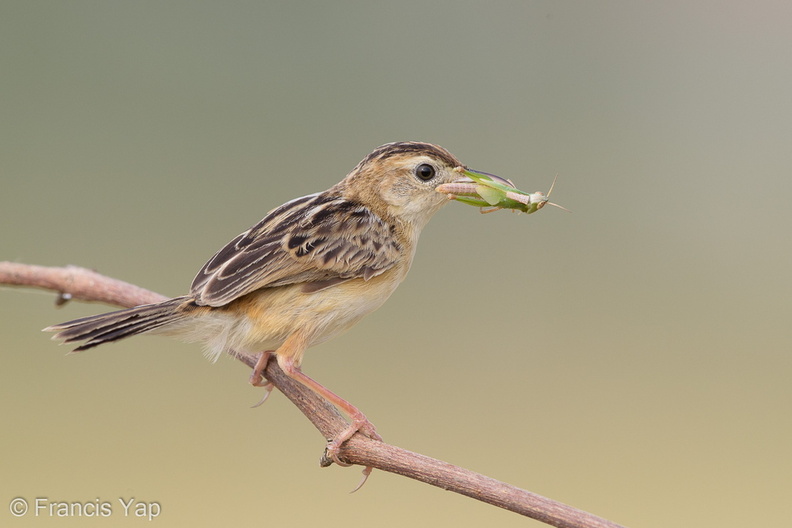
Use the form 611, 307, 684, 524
249, 351, 275, 407
249, 351, 273, 386
323, 412, 382, 491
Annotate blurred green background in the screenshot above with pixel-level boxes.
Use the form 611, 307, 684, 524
2, 2, 791, 527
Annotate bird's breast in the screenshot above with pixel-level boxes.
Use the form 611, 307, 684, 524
230, 261, 411, 355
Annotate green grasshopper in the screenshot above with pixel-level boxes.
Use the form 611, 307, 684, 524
437, 167, 569, 214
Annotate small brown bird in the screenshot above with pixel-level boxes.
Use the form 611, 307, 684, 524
45, 141, 505, 482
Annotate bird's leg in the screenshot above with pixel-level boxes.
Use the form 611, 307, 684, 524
276, 353, 381, 488
249, 350, 273, 385
277, 354, 382, 445
249, 351, 275, 407
251, 334, 379, 488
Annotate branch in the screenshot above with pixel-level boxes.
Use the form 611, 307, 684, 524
0, 262, 168, 306
1, 261, 626, 528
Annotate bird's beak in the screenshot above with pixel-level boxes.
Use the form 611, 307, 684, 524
451, 170, 473, 184
436, 167, 518, 206
453, 166, 514, 187
452, 167, 515, 187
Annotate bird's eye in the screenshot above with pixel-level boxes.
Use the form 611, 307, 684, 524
415, 163, 436, 181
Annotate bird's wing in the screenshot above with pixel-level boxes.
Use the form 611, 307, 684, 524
190, 192, 401, 307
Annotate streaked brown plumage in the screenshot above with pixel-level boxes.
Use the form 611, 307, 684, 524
46, 141, 477, 484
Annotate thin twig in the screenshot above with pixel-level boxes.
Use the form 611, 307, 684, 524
0, 262, 167, 307
0, 261, 627, 528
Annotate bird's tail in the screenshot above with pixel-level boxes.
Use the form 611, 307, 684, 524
44, 296, 193, 351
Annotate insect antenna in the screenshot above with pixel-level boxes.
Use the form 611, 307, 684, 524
544, 174, 571, 212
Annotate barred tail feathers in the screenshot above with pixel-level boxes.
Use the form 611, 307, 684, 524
44, 296, 193, 352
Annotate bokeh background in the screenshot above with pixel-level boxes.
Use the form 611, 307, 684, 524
2, 2, 791, 527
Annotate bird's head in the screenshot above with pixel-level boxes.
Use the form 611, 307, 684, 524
340, 141, 473, 230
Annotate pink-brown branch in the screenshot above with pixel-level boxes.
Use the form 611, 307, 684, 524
0, 261, 627, 528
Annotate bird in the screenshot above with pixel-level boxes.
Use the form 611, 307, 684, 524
45, 141, 504, 483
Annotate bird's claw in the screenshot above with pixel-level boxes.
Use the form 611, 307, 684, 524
250, 381, 274, 408
322, 418, 381, 491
